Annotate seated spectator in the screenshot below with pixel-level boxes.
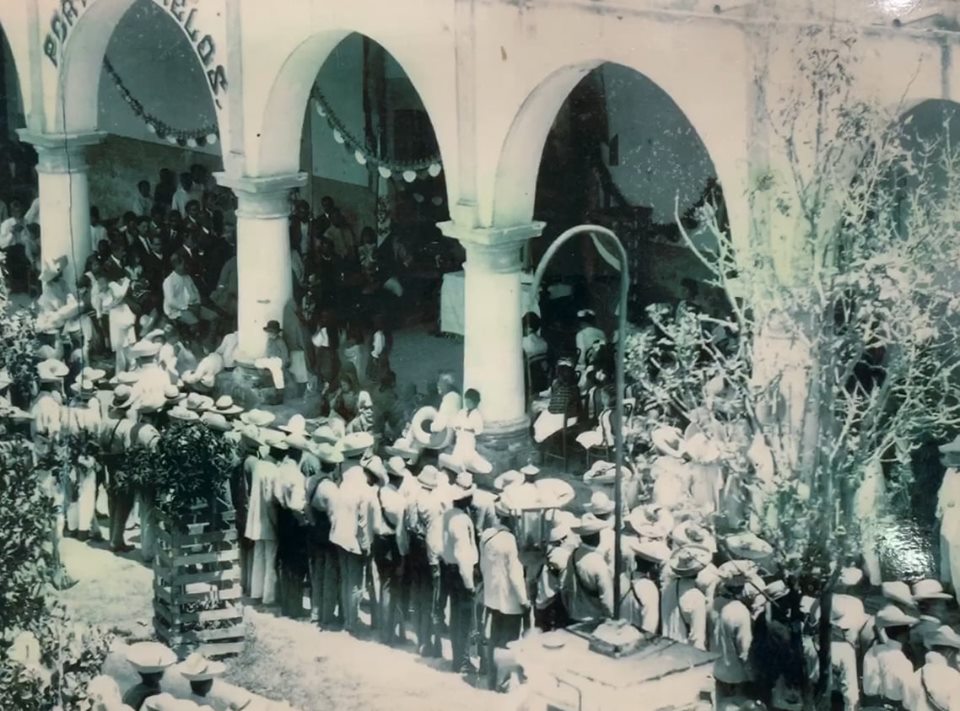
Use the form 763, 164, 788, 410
90, 206, 108, 253
254, 320, 290, 392
159, 322, 199, 379
162, 252, 216, 341
324, 209, 356, 264
533, 358, 580, 443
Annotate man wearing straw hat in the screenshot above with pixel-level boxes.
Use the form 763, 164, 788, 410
479, 489, 530, 690
127, 339, 173, 415
534, 516, 574, 632
862, 604, 919, 709
903, 626, 960, 711
304, 458, 341, 630
661, 545, 712, 650
244, 430, 284, 605
937, 435, 960, 604
440, 472, 481, 674
371, 454, 410, 645
330, 459, 376, 636
407, 464, 448, 658
562, 514, 615, 623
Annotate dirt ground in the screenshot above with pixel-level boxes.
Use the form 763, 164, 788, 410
58, 538, 500, 711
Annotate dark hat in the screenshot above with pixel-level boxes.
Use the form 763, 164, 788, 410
264, 320, 282, 334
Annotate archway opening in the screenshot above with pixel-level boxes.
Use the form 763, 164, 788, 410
872, 98, 960, 580
0, 23, 38, 297
293, 33, 460, 393
525, 63, 731, 354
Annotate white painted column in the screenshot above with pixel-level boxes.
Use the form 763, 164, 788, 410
439, 222, 543, 435
216, 172, 306, 362
18, 130, 104, 289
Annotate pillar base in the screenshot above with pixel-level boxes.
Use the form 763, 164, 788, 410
475, 416, 536, 483
220, 363, 282, 409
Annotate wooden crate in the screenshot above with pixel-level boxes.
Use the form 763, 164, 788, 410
153, 500, 245, 659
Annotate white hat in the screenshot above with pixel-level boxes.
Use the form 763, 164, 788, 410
875, 604, 920, 628
572, 513, 612, 537
168, 406, 200, 422
625, 505, 672, 539
585, 491, 615, 517
626, 536, 671, 564
185, 393, 214, 412
126, 641, 176, 674
684, 432, 720, 464
261, 429, 290, 450
212, 395, 243, 416
723, 532, 773, 561
279, 413, 309, 434
387, 456, 409, 478
200, 412, 232, 433
361, 454, 388, 485
671, 521, 717, 553
37, 358, 69, 381
130, 340, 161, 359
830, 594, 868, 631
80, 367, 106, 382
668, 546, 713, 578
240, 409, 276, 427
342, 431, 374, 457
493, 470, 524, 491
923, 625, 960, 649
651, 426, 685, 458
881, 581, 917, 609
178, 652, 226, 681
912, 579, 952, 600
450, 471, 476, 500
520, 464, 540, 478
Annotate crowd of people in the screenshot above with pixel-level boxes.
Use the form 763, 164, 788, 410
4, 160, 960, 711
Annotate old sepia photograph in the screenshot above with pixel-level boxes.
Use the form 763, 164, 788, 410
2, 0, 960, 709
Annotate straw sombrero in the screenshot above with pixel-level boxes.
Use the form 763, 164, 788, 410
668, 546, 713, 578
126, 642, 176, 674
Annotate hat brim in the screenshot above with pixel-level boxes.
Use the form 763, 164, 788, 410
913, 591, 952, 601
214, 406, 244, 416
450, 486, 477, 501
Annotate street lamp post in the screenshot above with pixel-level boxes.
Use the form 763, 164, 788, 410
529, 224, 630, 617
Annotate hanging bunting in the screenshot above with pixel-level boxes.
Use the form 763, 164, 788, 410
103, 58, 220, 147
311, 88, 442, 181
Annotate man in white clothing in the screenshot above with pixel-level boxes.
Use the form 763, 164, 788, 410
862, 605, 920, 707
441, 473, 480, 674
329, 463, 375, 635
126, 341, 172, 415
903, 650, 960, 711
480, 491, 530, 690
407, 465, 448, 658
371, 458, 410, 645
162, 253, 215, 338
244, 433, 283, 604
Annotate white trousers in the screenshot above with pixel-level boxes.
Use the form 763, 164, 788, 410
250, 539, 279, 604
66, 466, 97, 532
254, 357, 285, 390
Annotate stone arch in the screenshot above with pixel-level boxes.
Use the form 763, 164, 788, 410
254, 29, 455, 199
51, 0, 224, 135
490, 59, 748, 244
0, 8, 32, 127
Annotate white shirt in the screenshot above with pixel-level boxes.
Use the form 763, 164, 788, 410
408, 485, 449, 565
311, 327, 330, 348
371, 331, 386, 359
216, 333, 239, 369
90, 224, 108, 253
904, 655, 960, 711
371, 483, 409, 556
244, 456, 279, 541
171, 187, 190, 217
133, 193, 153, 217
441, 507, 478, 588
713, 599, 754, 684
863, 640, 914, 702
480, 525, 529, 614
329, 466, 374, 555
128, 363, 172, 412
661, 573, 707, 650
0, 217, 22, 249
623, 577, 660, 634
432, 391, 463, 432
162, 271, 201, 320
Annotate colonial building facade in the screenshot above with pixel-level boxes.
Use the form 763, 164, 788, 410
2, 0, 958, 449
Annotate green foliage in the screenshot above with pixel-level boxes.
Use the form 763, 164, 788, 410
0, 437, 114, 710
153, 422, 238, 527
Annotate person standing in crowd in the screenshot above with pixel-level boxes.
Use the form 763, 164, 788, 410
407, 464, 447, 658
661, 546, 711, 651
441, 472, 480, 675
619, 537, 668, 635
562, 514, 614, 622
171, 172, 193, 217
133, 180, 153, 217
535, 519, 573, 632
90, 206, 108, 253
370, 455, 409, 645
244, 431, 282, 605
154, 168, 176, 210
712, 576, 758, 699
862, 605, 920, 708
330, 460, 375, 636
274, 439, 309, 618
290, 200, 314, 257
479, 490, 530, 690
305, 460, 341, 629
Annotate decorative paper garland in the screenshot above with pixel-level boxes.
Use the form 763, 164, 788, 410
311, 88, 442, 182
103, 58, 220, 148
